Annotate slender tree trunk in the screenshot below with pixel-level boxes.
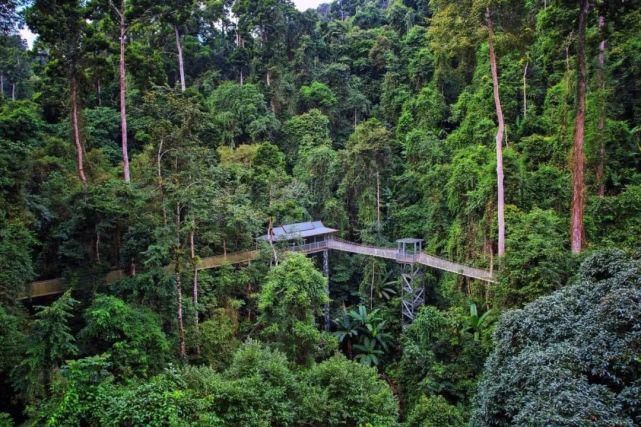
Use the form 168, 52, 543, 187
486, 8, 506, 257
97, 79, 102, 106
119, 1, 131, 183
70, 74, 87, 184
0, 74, 4, 97
570, 0, 589, 254
175, 25, 186, 92
267, 218, 278, 265
376, 171, 381, 231
595, 15, 607, 197
95, 227, 101, 262
176, 265, 186, 359
175, 202, 186, 359
157, 138, 168, 226
523, 61, 528, 119
11, 83, 15, 100
190, 227, 199, 355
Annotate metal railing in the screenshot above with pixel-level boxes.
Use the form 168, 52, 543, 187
25, 235, 495, 299
326, 237, 398, 259
287, 240, 328, 254
327, 236, 495, 283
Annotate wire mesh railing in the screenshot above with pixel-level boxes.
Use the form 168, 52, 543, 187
327, 236, 495, 283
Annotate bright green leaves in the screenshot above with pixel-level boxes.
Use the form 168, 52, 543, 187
207, 82, 279, 147
258, 253, 334, 364
80, 295, 170, 378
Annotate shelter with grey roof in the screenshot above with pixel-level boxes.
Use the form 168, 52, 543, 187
257, 220, 337, 244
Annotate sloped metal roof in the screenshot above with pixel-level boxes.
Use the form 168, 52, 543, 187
257, 221, 338, 242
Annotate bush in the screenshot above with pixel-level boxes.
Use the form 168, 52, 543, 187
404, 395, 465, 427
472, 250, 641, 425
396, 305, 490, 414
80, 295, 171, 378
258, 253, 335, 364
184, 341, 298, 426
197, 309, 239, 370
299, 354, 399, 426
494, 207, 574, 308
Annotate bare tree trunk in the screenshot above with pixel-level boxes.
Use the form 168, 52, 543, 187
176, 266, 186, 359
570, 0, 589, 254
95, 226, 101, 263
0, 74, 3, 97
70, 74, 87, 184
376, 171, 381, 231
175, 202, 186, 359
118, 0, 131, 183
486, 8, 506, 257
157, 138, 168, 226
267, 217, 278, 266
175, 25, 186, 92
11, 83, 15, 100
97, 79, 102, 106
190, 227, 199, 355
523, 61, 528, 119
595, 15, 607, 197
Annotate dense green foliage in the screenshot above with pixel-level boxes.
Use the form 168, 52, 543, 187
473, 250, 641, 425
0, 0, 640, 423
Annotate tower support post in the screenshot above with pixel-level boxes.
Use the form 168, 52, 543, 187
322, 249, 330, 331
401, 262, 424, 325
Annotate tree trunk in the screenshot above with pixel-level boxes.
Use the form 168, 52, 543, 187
595, 15, 607, 197
190, 227, 199, 355
176, 265, 186, 359
11, 83, 15, 100
175, 202, 186, 359
95, 227, 101, 263
157, 138, 168, 226
523, 61, 528, 119
570, 0, 589, 254
376, 171, 381, 231
70, 74, 87, 184
486, 8, 506, 257
175, 25, 186, 92
119, 1, 131, 183
0, 74, 4, 97
97, 79, 102, 106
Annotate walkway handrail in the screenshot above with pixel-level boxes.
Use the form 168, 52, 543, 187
327, 236, 496, 283
25, 235, 495, 299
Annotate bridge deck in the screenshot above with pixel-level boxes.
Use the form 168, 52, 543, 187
24, 237, 495, 298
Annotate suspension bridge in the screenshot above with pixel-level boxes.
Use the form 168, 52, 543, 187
25, 221, 495, 320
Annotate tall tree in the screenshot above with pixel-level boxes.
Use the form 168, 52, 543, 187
112, 0, 131, 182
486, 6, 506, 257
0, 0, 25, 35
14, 291, 78, 402
27, 0, 89, 184
570, 0, 589, 253
594, 13, 606, 197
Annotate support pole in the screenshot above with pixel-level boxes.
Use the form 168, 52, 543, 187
322, 249, 330, 331
401, 262, 424, 325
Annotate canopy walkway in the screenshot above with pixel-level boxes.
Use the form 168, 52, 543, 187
25, 235, 495, 299
325, 237, 495, 282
